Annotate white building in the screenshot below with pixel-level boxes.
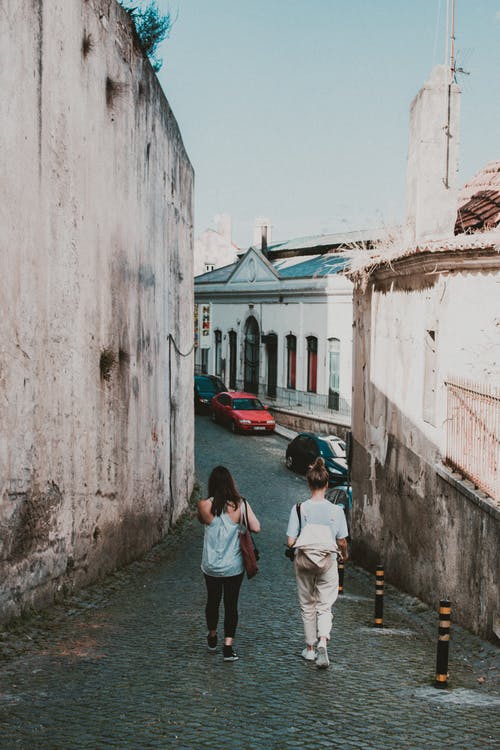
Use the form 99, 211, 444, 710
193, 214, 240, 276
194, 229, 380, 433
349, 64, 500, 640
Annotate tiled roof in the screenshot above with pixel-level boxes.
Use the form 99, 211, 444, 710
256, 228, 384, 255
347, 230, 500, 277
273, 253, 350, 278
195, 252, 351, 284
455, 160, 500, 234
195, 263, 236, 282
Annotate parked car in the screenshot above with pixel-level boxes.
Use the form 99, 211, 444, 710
285, 432, 348, 487
326, 484, 352, 537
210, 391, 275, 434
194, 374, 227, 414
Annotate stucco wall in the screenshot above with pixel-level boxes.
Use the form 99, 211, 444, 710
406, 65, 460, 242
0, 0, 194, 621
351, 266, 499, 640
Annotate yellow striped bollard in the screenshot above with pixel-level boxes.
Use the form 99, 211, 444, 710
435, 599, 451, 688
374, 565, 384, 627
338, 559, 345, 595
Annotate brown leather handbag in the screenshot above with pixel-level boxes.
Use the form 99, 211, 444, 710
239, 498, 259, 579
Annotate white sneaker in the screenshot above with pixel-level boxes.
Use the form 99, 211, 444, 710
316, 645, 329, 669
301, 648, 317, 661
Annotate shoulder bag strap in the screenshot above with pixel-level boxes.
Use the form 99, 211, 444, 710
239, 497, 248, 530
296, 503, 302, 531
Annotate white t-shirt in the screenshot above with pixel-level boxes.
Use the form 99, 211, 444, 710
286, 498, 348, 541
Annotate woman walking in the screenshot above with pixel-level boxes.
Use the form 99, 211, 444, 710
286, 456, 348, 668
198, 465, 260, 661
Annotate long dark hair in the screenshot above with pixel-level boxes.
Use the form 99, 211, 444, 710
306, 456, 329, 490
208, 465, 241, 516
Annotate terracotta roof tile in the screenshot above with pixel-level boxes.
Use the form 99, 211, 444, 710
455, 160, 500, 234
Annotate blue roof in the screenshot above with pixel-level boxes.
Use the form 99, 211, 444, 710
195, 253, 351, 284
273, 254, 350, 278
195, 263, 236, 282
261, 228, 383, 255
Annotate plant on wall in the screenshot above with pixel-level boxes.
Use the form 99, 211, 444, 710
119, 1, 172, 72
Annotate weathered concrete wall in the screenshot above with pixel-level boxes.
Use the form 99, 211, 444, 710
351, 265, 499, 640
406, 65, 460, 242
0, 0, 194, 621
270, 408, 350, 441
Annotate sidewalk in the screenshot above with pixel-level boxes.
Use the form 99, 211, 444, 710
274, 422, 297, 441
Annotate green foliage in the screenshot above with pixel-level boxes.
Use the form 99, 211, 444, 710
119, 1, 172, 72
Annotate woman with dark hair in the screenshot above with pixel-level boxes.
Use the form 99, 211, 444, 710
286, 456, 348, 669
198, 465, 260, 661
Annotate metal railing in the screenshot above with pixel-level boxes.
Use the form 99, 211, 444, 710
235, 380, 351, 420
445, 378, 499, 501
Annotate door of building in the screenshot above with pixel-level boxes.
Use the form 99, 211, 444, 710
244, 316, 260, 394
228, 331, 237, 389
265, 333, 277, 398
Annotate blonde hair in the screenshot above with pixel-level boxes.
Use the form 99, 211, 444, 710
306, 456, 329, 490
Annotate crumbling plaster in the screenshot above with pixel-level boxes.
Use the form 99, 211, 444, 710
0, 0, 194, 621
351, 264, 499, 640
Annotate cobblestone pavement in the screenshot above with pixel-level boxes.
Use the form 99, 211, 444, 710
0, 416, 499, 749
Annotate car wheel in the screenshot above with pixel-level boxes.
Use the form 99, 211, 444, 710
285, 454, 294, 470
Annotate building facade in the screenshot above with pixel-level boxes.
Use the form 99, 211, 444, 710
349, 63, 500, 640
194, 231, 378, 431
193, 214, 240, 276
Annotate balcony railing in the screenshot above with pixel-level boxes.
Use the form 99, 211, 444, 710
445, 378, 499, 502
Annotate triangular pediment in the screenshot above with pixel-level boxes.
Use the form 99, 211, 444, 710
227, 248, 280, 284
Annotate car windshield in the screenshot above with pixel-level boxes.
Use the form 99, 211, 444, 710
325, 438, 346, 458
319, 438, 346, 459
232, 398, 264, 411
195, 376, 225, 394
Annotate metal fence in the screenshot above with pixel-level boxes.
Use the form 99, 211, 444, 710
234, 380, 351, 420
445, 378, 499, 501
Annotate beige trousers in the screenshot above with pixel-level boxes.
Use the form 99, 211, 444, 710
295, 559, 339, 645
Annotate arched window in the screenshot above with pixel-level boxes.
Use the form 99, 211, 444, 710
286, 334, 296, 389
214, 329, 222, 377
306, 336, 317, 393
328, 338, 340, 410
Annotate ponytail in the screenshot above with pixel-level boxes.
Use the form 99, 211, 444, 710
306, 456, 329, 490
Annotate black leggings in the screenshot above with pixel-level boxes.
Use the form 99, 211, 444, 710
204, 572, 244, 638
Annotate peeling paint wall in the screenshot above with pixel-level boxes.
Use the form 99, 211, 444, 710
0, 0, 194, 621
351, 266, 499, 640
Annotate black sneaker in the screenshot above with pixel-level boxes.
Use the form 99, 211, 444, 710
223, 645, 239, 661
207, 634, 217, 652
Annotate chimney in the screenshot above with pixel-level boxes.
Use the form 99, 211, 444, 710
406, 65, 461, 242
253, 218, 272, 254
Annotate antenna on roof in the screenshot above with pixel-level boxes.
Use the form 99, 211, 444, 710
446, 0, 470, 82
443, 0, 469, 188
449, 0, 456, 81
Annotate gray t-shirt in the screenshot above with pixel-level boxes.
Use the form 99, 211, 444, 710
201, 513, 244, 577
287, 498, 348, 541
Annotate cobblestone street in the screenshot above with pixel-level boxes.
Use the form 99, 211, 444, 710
0, 416, 499, 749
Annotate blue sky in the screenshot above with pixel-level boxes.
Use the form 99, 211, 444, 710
157, 1, 500, 247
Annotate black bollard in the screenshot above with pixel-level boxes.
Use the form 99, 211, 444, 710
338, 559, 345, 595
374, 565, 384, 627
435, 599, 451, 688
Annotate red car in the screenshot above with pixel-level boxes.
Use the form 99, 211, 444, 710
210, 391, 276, 434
